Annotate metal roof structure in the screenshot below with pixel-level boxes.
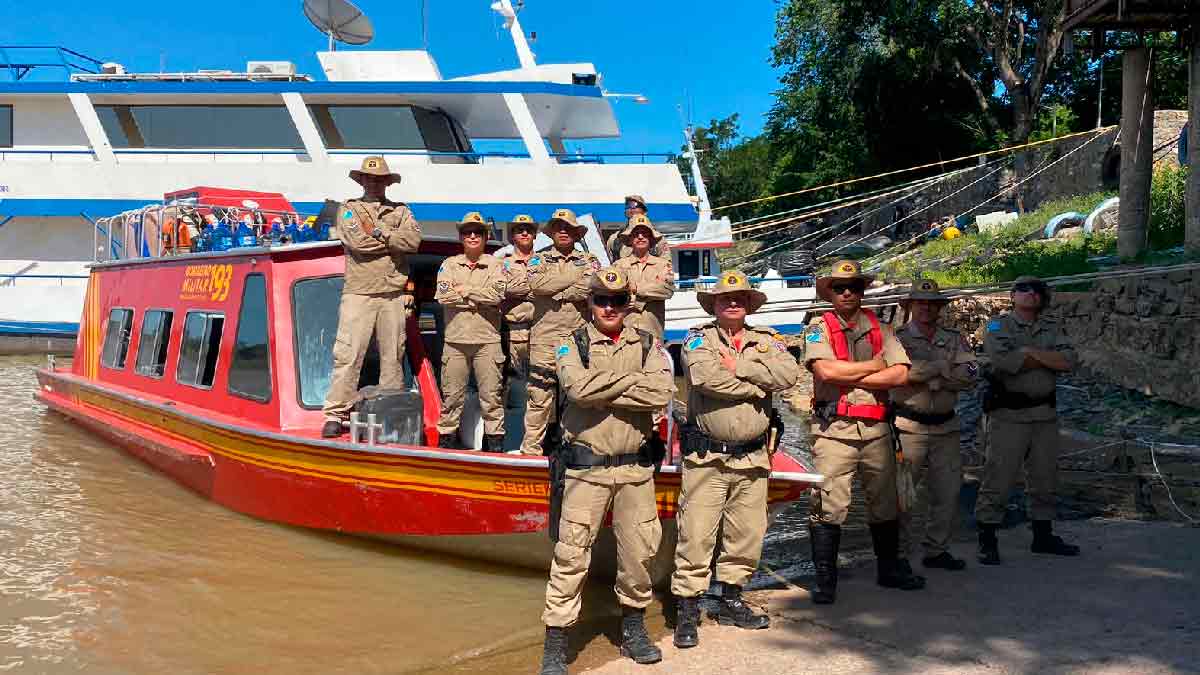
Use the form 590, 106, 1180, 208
1063, 0, 1195, 32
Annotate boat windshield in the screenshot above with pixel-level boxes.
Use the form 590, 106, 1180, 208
292, 276, 414, 408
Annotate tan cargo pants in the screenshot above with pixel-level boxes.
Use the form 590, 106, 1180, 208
521, 343, 558, 455
506, 339, 529, 379
436, 342, 505, 437
542, 476, 661, 627
670, 461, 769, 597
809, 435, 898, 525
897, 430, 962, 557
322, 292, 406, 421
975, 418, 1059, 524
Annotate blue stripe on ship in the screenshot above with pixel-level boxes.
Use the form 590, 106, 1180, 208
0, 321, 79, 337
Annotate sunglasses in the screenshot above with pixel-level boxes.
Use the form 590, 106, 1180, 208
592, 294, 630, 308
460, 229, 486, 239
830, 283, 865, 295
511, 227, 535, 236
1012, 283, 1042, 293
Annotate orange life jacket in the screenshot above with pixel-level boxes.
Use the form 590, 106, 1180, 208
821, 310, 889, 421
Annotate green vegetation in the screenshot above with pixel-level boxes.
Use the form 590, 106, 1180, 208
1150, 164, 1187, 249
879, 192, 1118, 286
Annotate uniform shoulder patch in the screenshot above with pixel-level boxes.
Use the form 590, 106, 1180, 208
684, 332, 704, 351
343, 209, 353, 219
556, 343, 571, 360
805, 325, 824, 343
529, 255, 541, 266
987, 319, 1003, 333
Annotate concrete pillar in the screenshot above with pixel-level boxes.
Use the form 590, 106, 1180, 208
1188, 24, 1200, 253
1119, 47, 1154, 258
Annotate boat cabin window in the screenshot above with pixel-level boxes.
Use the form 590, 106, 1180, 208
0, 105, 11, 148
100, 308, 135, 370
228, 274, 272, 403
676, 250, 700, 280
307, 104, 467, 153
95, 105, 304, 150
134, 310, 174, 378
177, 311, 225, 389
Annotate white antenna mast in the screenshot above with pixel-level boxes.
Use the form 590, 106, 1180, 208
678, 104, 713, 216
490, 0, 537, 68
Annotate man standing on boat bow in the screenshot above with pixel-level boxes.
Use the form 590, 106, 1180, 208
539, 268, 674, 674
613, 214, 674, 339
671, 270, 797, 649
804, 259, 923, 604
321, 157, 422, 438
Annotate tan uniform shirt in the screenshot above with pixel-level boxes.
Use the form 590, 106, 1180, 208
337, 199, 422, 295
614, 254, 675, 337
891, 323, 979, 434
804, 310, 911, 441
528, 247, 600, 346
683, 323, 800, 471
498, 251, 535, 343
606, 231, 670, 261
984, 312, 1076, 423
555, 324, 676, 485
434, 254, 506, 344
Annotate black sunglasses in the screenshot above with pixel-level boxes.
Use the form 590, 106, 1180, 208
830, 283, 865, 295
592, 294, 630, 308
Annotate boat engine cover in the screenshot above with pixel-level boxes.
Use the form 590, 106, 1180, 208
352, 388, 424, 445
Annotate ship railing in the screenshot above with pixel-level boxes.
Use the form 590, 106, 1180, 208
0, 273, 89, 287
0, 46, 104, 82
676, 275, 814, 290
1, 148, 677, 165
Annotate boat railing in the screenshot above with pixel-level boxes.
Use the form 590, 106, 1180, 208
1, 148, 677, 165
0, 46, 104, 82
0, 273, 89, 287
676, 275, 814, 289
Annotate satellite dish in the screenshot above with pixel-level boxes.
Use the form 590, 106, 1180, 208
303, 0, 374, 51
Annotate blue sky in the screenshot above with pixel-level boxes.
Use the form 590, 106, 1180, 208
0, 1, 783, 154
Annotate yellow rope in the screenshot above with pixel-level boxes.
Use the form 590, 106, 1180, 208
712, 125, 1118, 213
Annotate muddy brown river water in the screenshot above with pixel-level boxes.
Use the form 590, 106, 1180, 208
0, 355, 869, 673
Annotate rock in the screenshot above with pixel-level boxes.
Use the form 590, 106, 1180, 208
1054, 226, 1084, 240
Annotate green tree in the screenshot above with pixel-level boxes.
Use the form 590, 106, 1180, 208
678, 114, 773, 223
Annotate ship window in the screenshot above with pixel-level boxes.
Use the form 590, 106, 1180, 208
134, 310, 174, 378
0, 105, 11, 148
228, 274, 271, 403
95, 105, 303, 149
177, 311, 225, 389
308, 104, 466, 152
100, 308, 134, 370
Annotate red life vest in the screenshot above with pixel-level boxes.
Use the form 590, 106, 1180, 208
821, 310, 889, 421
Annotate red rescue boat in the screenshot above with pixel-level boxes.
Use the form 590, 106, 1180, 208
35, 194, 821, 577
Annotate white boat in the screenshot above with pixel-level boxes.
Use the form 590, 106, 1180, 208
0, 2, 816, 344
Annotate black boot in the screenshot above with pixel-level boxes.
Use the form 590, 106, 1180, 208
711, 584, 770, 629
437, 432, 459, 450
321, 420, 345, 438
619, 607, 662, 664
808, 522, 841, 605
1031, 520, 1080, 556
871, 521, 926, 590
977, 523, 1001, 565
922, 551, 967, 571
539, 626, 568, 675
673, 595, 700, 649
482, 434, 506, 453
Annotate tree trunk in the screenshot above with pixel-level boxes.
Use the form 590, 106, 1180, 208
1010, 85, 1035, 213
1188, 20, 1200, 253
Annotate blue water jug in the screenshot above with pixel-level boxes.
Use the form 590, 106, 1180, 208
235, 221, 257, 248
268, 221, 284, 246
287, 220, 304, 243
193, 228, 212, 253
211, 222, 234, 252
317, 220, 332, 241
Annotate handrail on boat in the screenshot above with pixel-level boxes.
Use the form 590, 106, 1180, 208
0, 46, 104, 82
0, 148, 677, 165
676, 275, 814, 288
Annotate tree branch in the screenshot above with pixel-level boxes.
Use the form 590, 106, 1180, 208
952, 56, 995, 126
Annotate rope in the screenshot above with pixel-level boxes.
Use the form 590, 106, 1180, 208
712, 125, 1118, 213
860, 127, 1114, 270
1148, 441, 1200, 524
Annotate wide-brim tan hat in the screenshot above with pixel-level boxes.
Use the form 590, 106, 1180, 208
816, 259, 876, 302
697, 270, 767, 315
624, 194, 647, 210
349, 156, 402, 184
541, 208, 588, 239
590, 266, 632, 294
508, 214, 537, 232
618, 214, 663, 244
1012, 275, 1051, 306
901, 278, 950, 305
456, 211, 488, 233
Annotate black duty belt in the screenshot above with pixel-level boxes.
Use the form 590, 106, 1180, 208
985, 391, 1056, 412
562, 443, 650, 470
505, 321, 531, 330
894, 405, 957, 426
681, 427, 767, 459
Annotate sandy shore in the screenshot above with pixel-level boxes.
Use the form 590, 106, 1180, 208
584, 518, 1199, 674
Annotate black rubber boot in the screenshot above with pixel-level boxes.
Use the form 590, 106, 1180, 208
711, 584, 770, 629
978, 523, 1001, 565
871, 521, 926, 590
539, 626, 569, 675
483, 434, 506, 453
808, 522, 841, 605
1031, 520, 1080, 556
321, 420, 345, 438
922, 551, 967, 571
673, 595, 700, 648
619, 607, 662, 664
437, 432, 459, 450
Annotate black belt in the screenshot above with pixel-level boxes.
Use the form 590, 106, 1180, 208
505, 321, 531, 330
681, 428, 767, 459
894, 405, 957, 426
985, 391, 1056, 412
562, 443, 650, 470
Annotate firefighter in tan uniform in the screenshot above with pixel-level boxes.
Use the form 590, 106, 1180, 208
433, 213, 508, 452
892, 280, 978, 573
498, 215, 538, 383
539, 268, 675, 675
975, 276, 1079, 564
321, 157, 422, 438
804, 260, 923, 604
670, 270, 798, 649
606, 195, 670, 261
612, 214, 675, 339
523, 209, 600, 456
